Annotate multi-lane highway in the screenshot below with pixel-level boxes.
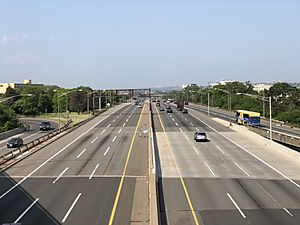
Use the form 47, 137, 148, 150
153, 103, 300, 225
186, 103, 300, 138
0, 102, 150, 225
0, 119, 59, 155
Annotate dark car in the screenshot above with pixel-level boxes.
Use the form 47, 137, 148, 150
159, 107, 165, 111
194, 132, 208, 142
182, 108, 188, 114
167, 108, 173, 113
40, 121, 51, 131
7, 137, 23, 148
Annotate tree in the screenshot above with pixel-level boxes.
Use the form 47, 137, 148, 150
0, 105, 20, 132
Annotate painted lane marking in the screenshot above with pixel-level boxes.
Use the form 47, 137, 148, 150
126, 119, 129, 122
190, 123, 194, 126
89, 163, 100, 180
179, 128, 183, 133
123, 123, 126, 127
107, 123, 111, 128
112, 136, 117, 142
216, 146, 225, 154
283, 208, 293, 217
101, 129, 106, 135
234, 162, 250, 177
188, 111, 300, 190
104, 147, 111, 156
112, 119, 116, 123
118, 128, 122, 134
14, 198, 39, 223
227, 193, 246, 219
185, 118, 188, 121
91, 136, 98, 144
192, 146, 200, 155
62, 193, 82, 223
175, 122, 179, 126
77, 149, 87, 158
196, 128, 200, 132
184, 135, 190, 141
205, 161, 215, 176
0, 107, 117, 199
53, 167, 69, 184
172, 118, 175, 121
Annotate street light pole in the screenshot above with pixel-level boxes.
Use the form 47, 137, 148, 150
269, 96, 272, 141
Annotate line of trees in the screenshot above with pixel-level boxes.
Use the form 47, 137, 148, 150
164, 81, 300, 126
0, 85, 121, 132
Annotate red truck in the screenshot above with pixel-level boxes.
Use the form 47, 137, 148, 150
177, 100, 184, 111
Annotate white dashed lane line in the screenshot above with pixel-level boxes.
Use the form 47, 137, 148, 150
76, 149, 87, 158
104, 147, 111, 156
53, 167, 69, 184
118, 128, 122, 134
91, 137, 98, 144
112, 136, 117, 142
89, 163, 100, 180
100, 129, 106, 135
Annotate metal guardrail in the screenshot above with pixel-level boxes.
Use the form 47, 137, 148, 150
0, 111, 105, 167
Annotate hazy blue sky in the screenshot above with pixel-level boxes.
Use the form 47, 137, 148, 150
1, 0, 300, 89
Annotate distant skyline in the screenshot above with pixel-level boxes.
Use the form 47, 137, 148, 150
1, 1, 300, 89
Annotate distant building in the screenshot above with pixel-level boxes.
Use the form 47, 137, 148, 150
253, 83, 273, 92
209, 80, 237, 87
0, 79, 43, 94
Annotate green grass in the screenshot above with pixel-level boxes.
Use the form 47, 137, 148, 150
36, 112, 92, 127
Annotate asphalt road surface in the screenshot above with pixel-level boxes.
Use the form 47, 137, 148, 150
186, 103, 300, 138
0, 102, 150, 225
0, 119, 59, 155
153, 103, 300, 225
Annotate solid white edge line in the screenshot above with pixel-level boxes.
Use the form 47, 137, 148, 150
188, 111, 300, 190
283, 207, 293, 216
62, 193, 82, 223
89, 163, 100, 180
205, 161, 216, 176
14, 198, 39, 223
53, 167, 69, 184
112, 136, 117, 142
227, 193, 246, 219
104, 147, 111, 156
76, 148, 87, 158
0, 108, 116, 199
234, 162, 250, 177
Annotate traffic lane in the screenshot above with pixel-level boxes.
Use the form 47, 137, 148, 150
31, 104, 139, 177
95, 104, 134, 128
0, 176, 122, 225
4, 103, 130, 177
188, 103, 300, 138
183, 177, 300, 225
0, 103, 145, 225
0, 119, 55, 152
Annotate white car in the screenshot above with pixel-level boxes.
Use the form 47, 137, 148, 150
194, 132, 208, 142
